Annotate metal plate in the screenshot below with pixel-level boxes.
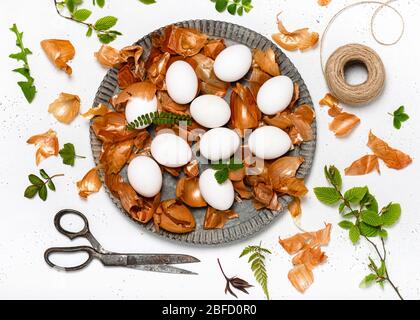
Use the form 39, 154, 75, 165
90, 20, 317, 246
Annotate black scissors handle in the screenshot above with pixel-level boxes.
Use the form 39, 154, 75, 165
44, 246, 99, 272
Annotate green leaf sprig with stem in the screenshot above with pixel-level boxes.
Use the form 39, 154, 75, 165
126, 111, 192, 130
54, 0, 122, 44
211, 0, 253, 16
210, 159, 244, 184
9, 24, 37, 103
59, 143, 86, 166
240, 242, 271, 300
24, 170, 64, 201
314, 165, 403, 300
389, 106, 409, 130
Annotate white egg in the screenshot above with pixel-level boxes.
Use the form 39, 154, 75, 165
248, 126, 292, 160
257, 76, 294, 115
199, 169, 234, 211
214, 44, 252, 82
125, 96, 158, 129
166, 61, 198, 104
199, 128, 240, 161
190, 95, 231, 128
127, 156, 162, 198
151, 133, 192, 168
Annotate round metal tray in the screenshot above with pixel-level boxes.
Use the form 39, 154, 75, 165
90, 20, 317, 246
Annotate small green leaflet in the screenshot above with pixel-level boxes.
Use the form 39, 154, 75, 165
72, 9, 92, 22
24, 170, 63, 202
9, 24, 36, 103
59, 143, 85, 166
324, 165, 342, 190
210, 160, 244, 184
313, 187, 341, 205
349, 225, 360, 244
211, 0, 253, 16
381, 203, 401, 227
138, 0, 157, 4
390, 106, 409, 130
240, 244, 271, 300
93, 0, 106, 7
94, 16, 118, 30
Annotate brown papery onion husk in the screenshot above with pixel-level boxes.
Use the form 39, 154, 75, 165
345, 154, 380, 176
77, 168, 102, 198
176, 177, 207, 208
48, 93, 80, 124
112, 81, 156, 106
184, 159, 200, 177
253, 48, 280, 77
154, 199, 196, 234
268, 156, 304, 188
248, 67, 271, 99
158, 25, 208, 57
146, 50, 170, 90
92, 112, 137, 144
329, 112, 360, 137
26, 129, 59, 166
41, 39, 75, 75
204, 207, 239, 230
100, 139, 134, 174
203, 38, 226, 59
81, 104, 111, 119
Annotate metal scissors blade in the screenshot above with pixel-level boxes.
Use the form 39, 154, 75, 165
126, 264, 198, 275
126, 254, 200, 266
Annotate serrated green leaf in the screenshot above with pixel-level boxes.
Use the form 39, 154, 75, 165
214, 167, 229, 184
73, 9, 92, 22
338, 221, 353, 230
59, 143, 76, 166
344, 186, 368, 204
338, 202, 346, 213
324, 165, 342, 190
24, 185, 39, 199
349, 225, 360, 244
381, 203, 401, 227
29, 174, 43, 186
362, 192, 379, 213
38, 185, 48, 201
94, 16, 118, 31
313, 187, 341, 205
360, 273, 377, 288
97, 32, 117, 44
361, 210, 382, 227
359, 222, 379, 237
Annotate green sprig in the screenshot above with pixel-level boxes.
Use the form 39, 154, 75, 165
389, 106, 409, 130
126, 111, 192, 130
240, 243, 271, 300
210, 159, 244, 184
59, 143, 86, 166
211, 0, 253, 16
314, 165, 403, 300
24, 170, 64, 201
9, 24, 37, 103
54, 0, 122, 44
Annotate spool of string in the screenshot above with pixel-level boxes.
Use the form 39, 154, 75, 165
320, 0, 405, 106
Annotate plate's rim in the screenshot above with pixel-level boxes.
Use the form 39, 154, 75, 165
90, 19, 317, 247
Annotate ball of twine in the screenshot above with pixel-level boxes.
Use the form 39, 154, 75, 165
325, 43, 385, 106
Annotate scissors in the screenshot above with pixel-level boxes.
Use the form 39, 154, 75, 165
44, 209, 200, 275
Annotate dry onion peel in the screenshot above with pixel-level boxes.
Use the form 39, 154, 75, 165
77, 168, 102, 198
204, 207, 239, 230
48, 93, 80, 124
81, 104, 111, 119
345, 155, 381, 176
329, 112, 360, 137
41, 39, 75, 75
27, 129, 59, 165
253, 48, 280, 77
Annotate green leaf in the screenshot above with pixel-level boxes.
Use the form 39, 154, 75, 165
24, 185, 39, 199
17, 81, 37, 103
97, 32, 117, 44
38, 185, 48, 201
379, 229, 388, 239
215, 0, 228, 12
47, 180, 56, 192
237, 6, 244, 15
378, 260, 386, 277
211, 163, 227, 170
324, 165, 342, 190
359, 222, 379, 237
349, 225, 360, 244
338, 221, 353, 230
39, 169, 49, 179
95, 0, 106, 7
344, 186, 368, 204
391, 106, 409, 129
59, 143, 77, 166
28, 174, 43, 186
66, 0, 77, 13
86, 26, 93, 37
381, 203, 401, 227
362, 192, 379, 213
313, 187, 341, 205
359, 274, 377, 288
361, 210, 382, 227
228, 161, 244, 171
94, 16, 118, 31
214, 167, 229, 184
73, 9, 92, 22
393, 106, 405, 115
138, 0, 157, 4
227, 3, 237, 14
393, 118, 402, 129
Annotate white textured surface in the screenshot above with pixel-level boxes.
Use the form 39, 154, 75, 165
0, 0, 419, 300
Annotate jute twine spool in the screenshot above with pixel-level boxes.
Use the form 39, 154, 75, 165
321, 0, 405, 106
325, 44, 385, 106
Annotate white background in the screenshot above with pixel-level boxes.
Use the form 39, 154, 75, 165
0, 0, 419, 300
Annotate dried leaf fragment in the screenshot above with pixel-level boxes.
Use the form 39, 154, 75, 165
367, 131, 412, 169
48, 93, 80, 124
81, 104, 111, 119
253, 48, 280, 77
329, 112, 360, 137
319, 93, 342, 117
41, 39, 75, 75
272, 15, 319, 51
77, 168, 102, 198
288, 197, 302, 218
204, 207, 239, 230
94, 45, 122, 68
27, 129, 59, 165
345, 155, 381, 176
318, 0, 332, 6
288, 264, 314, 293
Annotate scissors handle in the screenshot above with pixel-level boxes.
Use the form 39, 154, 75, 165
44, 246, 99, 272
54, 209, 90, 239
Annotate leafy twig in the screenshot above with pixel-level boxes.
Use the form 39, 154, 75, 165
54, 0, 122, 44
9, 24, 37, 103
126, 111, 192, 130
314, 165, 403, 300
59, 143, 86, 166
389, 106, 409, 130
210, 159, 244, 184
211, 0, 253, 16
24, 170, 64, 201
240, 242, 271, 299
217, 259, 253, 298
